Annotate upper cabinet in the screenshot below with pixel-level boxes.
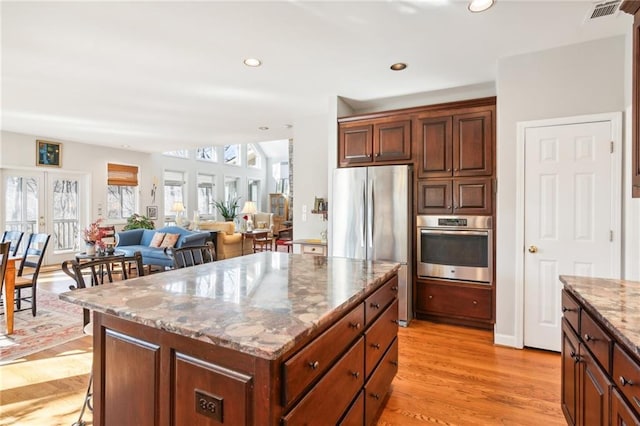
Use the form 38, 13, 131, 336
621, 1, 640, 198
338, 118, 411, 167
416, 109, 493, 179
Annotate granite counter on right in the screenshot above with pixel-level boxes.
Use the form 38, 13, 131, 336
560, 275, 640, 425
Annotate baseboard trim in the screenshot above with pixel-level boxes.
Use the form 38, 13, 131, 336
494, 333, 522, 349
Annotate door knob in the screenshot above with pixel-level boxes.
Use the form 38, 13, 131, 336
528, 245, 538, 253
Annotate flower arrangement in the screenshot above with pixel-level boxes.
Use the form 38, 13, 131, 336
123, 213, 155, 230
82, 218, 104, 244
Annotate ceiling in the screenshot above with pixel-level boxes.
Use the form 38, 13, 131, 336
1, 1, 631, 154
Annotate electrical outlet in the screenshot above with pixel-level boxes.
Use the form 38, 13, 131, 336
302, 213, 307, 222
195, 390, 223, 422
302, 204, 307, 213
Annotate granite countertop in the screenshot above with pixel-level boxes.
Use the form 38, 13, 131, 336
560, 275, 640, 357
60, 252, 400, 360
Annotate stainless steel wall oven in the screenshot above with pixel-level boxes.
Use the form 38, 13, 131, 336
416, 215, 493, 284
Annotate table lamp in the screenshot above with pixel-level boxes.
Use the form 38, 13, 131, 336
172, 202, 186, 227
241, 201, 257, 231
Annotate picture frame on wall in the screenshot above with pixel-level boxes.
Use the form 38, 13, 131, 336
36, 140, 62, 167
146, 205, 158, 220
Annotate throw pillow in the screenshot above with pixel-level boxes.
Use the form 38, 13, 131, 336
149, 232, 165, 248
160, 233, 180, 248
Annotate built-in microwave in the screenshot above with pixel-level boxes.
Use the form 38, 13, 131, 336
416, 215, 493, 284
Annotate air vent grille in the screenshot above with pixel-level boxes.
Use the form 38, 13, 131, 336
589, 0, 621, 19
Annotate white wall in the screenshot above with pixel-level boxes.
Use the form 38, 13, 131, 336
495, 35, 630, 344
292, 114, 330, 246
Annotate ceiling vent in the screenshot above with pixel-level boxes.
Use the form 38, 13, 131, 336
587, 0, 621, 20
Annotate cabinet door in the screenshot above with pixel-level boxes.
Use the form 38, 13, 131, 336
453, 110, 493, 177
416, 116, 453, 178
416, 180, 452, 215
630, 8, 640, 198
612, 388, 640, 426
373, 119, 411, 162
581, 347, 611, 426
453, 178, 492, 215
561, 320, 580, 426
339, 123, 373, 167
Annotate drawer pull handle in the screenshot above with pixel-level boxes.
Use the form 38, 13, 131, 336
392, 319, 399, 324
562, 306, 575, 313
350, 371, 360, 378
349, 322, 361, 330
370, 302, 380, 309
570, 351, 581, 363
472, 300, 478, 305
391, 286, 398, 291
391, 360, 399, 366
308, 361, 319, 370
583, 334, 596, 342
370, 393, 380, 400
371, 343, 381, 350
428, 295, 433, 299
620, 376, 634, 387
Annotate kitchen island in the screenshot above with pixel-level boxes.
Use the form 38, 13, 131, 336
61, 252, 400, 425
560, 275, 640, 425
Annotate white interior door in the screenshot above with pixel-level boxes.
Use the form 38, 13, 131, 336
523, 120, 619, 351
2, 169, 85, 266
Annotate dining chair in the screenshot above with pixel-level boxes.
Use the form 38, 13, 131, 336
275, 226, 293, 252
167, 242, 216, 269
1, 230, 25, 256
63, 250, 144, 426
15, 233, 50, 316
252, 230, 272, 253
0, 242, 11, 296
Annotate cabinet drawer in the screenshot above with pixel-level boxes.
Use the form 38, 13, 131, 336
417, 282, 492, 320
365, 275, 398, 326
364, 337, 398, 425
338, 390, 364, 426
561, 290, 580, 335
302, 244, 326, 256
282, 337, 365, 425
283, 303, 365, 405
365, 299, 398, 378
613, 344, 640, 414
581, 310, 612, 374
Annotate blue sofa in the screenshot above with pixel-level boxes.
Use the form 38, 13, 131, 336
116, 226, 210, 269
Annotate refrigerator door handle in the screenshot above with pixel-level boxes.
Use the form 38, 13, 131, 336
361, 183, 366, 248
368, 178, 374, 250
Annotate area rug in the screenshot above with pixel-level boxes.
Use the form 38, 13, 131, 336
0, 289, 84, 364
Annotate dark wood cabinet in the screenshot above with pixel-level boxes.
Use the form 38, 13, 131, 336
338, 118, 411, 167
415, 279, 493, 326
416, 109, 493, 179
621, 1, 640, 198
561, 289, 640, 425
417, 178, 492, 215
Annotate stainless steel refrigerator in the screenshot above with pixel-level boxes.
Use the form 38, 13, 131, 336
331, 165, 412, 326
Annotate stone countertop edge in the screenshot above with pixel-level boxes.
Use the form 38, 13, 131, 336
560, 274, 640, 358
59, 253, 401, 360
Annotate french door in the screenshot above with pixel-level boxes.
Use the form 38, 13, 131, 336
2, 169, 87, 265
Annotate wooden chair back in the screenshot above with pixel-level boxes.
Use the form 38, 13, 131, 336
62, 251, 144, 290
168, 243, 216, 269
0, 242, 10, 295
252, 230, 272, 252
2, 230, 25, 256
17, 233, 50, 279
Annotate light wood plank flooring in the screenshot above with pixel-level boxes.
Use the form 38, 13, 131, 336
0, 269, 564, 425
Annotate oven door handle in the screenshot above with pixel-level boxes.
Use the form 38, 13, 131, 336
419, 229, 490, 237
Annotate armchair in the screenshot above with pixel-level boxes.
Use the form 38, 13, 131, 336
253, 212, 274, 236
198, 221, 252, 259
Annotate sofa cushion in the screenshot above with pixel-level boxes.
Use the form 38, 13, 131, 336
199, 221, 235, 235
160, 233, 179, 248
149, 232, 165, 247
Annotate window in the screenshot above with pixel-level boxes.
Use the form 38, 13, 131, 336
52, 178, 79, 250
224, 176, 240, 201
107, 163, 138, 220
224, 144, 240, 166
196, 147, 218, 162
4, 175, 38, 234
248, 179, 260, 209
197, 173, 216, 217
247, 144, 261, 168
164, 170, 185, 221
163, 150, 189, 158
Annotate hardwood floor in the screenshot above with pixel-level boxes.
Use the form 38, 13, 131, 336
0, 269, 564, 425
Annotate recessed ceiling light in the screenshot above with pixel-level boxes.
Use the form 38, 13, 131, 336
390, 63, 407, 71
121, 144, 130, 148
243, 58, 262, 67
284, 124, 293, 129
468, 0, 494, 13
258, 126, 269, 131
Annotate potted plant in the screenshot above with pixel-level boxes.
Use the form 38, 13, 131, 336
123, 213, 155, 230
212, 197, 240, 221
